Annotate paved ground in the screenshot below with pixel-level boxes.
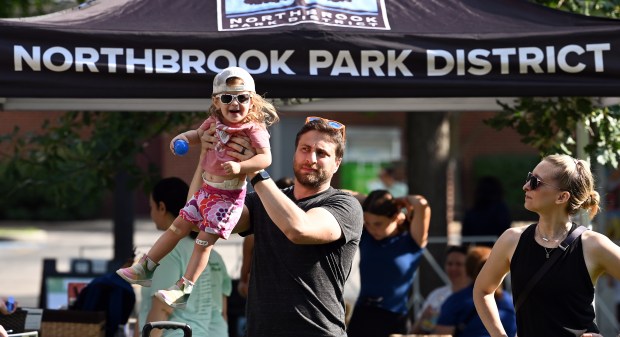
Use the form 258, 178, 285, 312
1, 219, 617, 336
0, 219, 361, 308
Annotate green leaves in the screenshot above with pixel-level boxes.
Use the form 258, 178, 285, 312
486, 98, 620, 167
531, 0, 620, 18
485, 1, 620, 168
0, 111, 203, 217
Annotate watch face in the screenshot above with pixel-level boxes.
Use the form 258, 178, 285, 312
252, 170, 270, 186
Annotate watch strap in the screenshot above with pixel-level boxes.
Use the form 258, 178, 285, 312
250, 170, 270, 187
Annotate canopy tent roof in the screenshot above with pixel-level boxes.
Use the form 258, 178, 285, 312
1, 0, 619, 110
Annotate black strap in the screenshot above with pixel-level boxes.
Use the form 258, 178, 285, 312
514, 225, 587, 312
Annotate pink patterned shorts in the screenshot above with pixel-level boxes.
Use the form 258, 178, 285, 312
179, 181, 246, 239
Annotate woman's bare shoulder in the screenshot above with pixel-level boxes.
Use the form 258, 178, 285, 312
493, 225, 530, 253
503, 224, 529, 240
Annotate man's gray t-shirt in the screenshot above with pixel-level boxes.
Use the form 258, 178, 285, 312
243, 186, 363, 336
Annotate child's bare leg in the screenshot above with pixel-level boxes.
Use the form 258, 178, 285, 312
184, 232, 220, 283
147, 216, 194, 262
155, 232, 220, 309
117, 216, 194, 286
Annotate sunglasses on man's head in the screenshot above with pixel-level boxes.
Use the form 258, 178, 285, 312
305, 116, 346, 141
526, 172, 560, 190
216, 93, 251, 104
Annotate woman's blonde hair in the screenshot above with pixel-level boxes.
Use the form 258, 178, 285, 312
209, 77, 279, 127
543, 154, 600, 219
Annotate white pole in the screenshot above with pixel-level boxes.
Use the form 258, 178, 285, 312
576, 120, 590, 228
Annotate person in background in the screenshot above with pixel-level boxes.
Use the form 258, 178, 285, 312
137, 177, 232, 337
237, 176, 294, 299
367, 166, 409, 198
461, 176, 512, 247
434, 246, 516, 337
0, 298, 16, 316
474, 154, 615, 337
0, 297, 17, 337
72, 254, 136, 337
410, 245, 470, 334
605, 275, 620, 330
347, 189, 431, 337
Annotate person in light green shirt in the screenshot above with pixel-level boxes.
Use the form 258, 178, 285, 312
137, 177, 232, 337
367, 166, 408, 198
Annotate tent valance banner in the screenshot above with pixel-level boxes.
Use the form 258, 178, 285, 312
1, 0, 620, 99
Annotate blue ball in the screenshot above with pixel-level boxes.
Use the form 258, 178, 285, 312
6, 296, 14, 312
174, 139, 189, 155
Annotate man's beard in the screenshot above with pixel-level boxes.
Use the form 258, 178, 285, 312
294, 163, 330, 189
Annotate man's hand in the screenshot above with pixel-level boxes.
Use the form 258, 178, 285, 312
199, 124, 218, 151
200, 124, 255, 161
227, 135, 255, 161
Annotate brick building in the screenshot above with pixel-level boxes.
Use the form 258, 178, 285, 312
0, 109, 537, 219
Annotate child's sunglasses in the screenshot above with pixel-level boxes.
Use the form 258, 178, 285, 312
305, 116, 346, 141
526, 172, 560, 190
216, 93, 251, 104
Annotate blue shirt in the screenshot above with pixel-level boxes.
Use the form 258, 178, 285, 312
437, 285, 516, 337
357, 228, 423, 314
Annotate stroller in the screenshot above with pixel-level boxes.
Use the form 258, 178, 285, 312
142, 321, 192, 337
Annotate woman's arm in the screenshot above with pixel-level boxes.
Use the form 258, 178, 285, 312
221, 295, 229, 322
473, 228, 519, 337
398, 195, 431, 248
583, 230, 620, 283
433, 324, 455, 335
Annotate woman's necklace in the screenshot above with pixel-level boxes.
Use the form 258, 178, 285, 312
536, 224, 569, 243
536, 225, 568, 258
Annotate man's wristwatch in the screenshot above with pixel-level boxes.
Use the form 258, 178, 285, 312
250, 170, 271, 187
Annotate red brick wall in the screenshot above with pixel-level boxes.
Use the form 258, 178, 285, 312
457, 111, 537, 214
1, 110, 537, 218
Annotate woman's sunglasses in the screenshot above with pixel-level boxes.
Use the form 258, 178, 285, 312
305, 116, 346, 141
526, 172, 560, 190
216, 93, 251, 105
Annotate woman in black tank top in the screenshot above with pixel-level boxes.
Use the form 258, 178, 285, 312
472, 154, 620, 337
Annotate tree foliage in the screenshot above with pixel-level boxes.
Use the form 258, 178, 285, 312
0, 111, 203, 217
532, 0, 620, 17
486, 1, 620, 167
486, 98, 620, 168
0, 0, 80, 18
0, 2, 207, 218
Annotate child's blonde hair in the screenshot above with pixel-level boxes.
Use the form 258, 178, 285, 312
210, 77, 279, 127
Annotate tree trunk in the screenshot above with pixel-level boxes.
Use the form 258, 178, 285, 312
407, 112, 450, 300
112, 170, 134, 270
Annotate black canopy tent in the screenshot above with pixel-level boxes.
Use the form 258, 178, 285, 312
1, 0, 620, 101
4, 2, 620, 315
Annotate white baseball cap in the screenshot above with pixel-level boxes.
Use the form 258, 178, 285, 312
212, 67, 255, 94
